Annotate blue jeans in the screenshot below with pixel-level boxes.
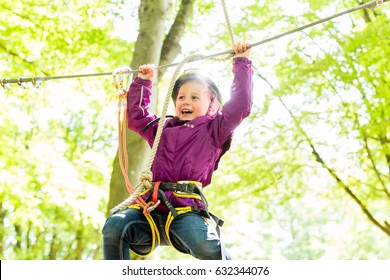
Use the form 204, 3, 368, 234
102, 208, 230, 260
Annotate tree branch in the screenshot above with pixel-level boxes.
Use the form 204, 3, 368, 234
363, 133, 390, 200
158, 0, 196, 81
0, 43, 34, 65
257, 71, 390, 239
308, 130, 390, 238
107, 0, 172, 218
0, 43, 51, 76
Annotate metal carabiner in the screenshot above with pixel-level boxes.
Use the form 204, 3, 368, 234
112, 66, 133, 97
0, 78, 10, 90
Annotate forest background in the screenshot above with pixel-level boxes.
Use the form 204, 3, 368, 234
0, 0, 389, 260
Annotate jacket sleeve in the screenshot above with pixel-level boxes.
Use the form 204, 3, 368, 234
126, 77, 158, 147
212, 57, 254, 146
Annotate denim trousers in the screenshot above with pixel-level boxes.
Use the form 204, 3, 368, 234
102, 208, 230, 260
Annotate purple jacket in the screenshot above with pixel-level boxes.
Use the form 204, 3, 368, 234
127, 57, 253, 212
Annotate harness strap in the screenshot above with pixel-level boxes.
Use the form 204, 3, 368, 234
158, 189, 178, 217
159, 182, 199, 193
190, 205, 224, 227
165, 206, 193, 248
128, 204, 160, 256
141, 115, 174, 133
152, 181, 161, 204
156, 182, 224, 226
129, 181, 225, 258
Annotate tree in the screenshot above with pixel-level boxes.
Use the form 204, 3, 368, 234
200, 0, 390, 259
2, 0, 389, 260
106, 0, 196, 215
0, 0, 129, 259
272, 1, 390, 239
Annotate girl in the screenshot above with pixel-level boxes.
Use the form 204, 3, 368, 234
103, 42, 253, 260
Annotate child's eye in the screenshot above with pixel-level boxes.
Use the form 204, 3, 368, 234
178, 95, 185, 100
192, 96, 199, 100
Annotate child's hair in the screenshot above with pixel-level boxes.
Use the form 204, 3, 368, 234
172, 70, 223, 106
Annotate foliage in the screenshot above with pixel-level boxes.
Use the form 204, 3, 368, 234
0, 0, 129, 259
1, 0, 390, 260
207, 0, 390, 259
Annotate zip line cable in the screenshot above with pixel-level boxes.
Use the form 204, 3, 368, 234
0, 0, 387, 88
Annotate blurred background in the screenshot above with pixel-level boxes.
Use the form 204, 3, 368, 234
0, 0, 389, 259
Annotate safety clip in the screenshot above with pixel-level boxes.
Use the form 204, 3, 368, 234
17, 77, 28, 89
32, 77, 42, 89
112, 66, 133, 97
0, 78, 10, 90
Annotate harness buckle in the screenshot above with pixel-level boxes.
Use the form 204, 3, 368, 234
191, 205, 200, 213
176, 181, 202, 193
181, 183, 194, 193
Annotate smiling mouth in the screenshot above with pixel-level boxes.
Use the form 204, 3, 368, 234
181, 109, 193, 115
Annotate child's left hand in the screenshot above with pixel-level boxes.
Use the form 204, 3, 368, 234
233, 42, 251, 58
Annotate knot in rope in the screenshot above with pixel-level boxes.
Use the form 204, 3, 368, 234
138, 170, 153, 190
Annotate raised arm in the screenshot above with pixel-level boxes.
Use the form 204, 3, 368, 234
213, 42, 254, 146
126, 64, 158, 147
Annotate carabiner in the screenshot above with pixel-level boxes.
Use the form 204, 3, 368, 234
112, 66, 133, 97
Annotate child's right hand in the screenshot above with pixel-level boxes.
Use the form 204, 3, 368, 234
138, 64, 155, 81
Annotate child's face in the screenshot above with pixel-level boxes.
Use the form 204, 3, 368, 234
174, 81, 212, 121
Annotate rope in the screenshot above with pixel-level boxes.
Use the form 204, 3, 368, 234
221, 0, 236, 46
146, 54, 206, 170
249, 0, 387, 50
1, 0, 387, 88
111, 68, 149, 214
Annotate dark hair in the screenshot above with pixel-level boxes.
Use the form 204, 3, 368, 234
172, 71, 223, 105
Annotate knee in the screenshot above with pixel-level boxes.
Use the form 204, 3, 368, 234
102, 214, 127, 239
191, 240, 222, 260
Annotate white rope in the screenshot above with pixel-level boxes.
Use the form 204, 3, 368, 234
146, 54, 207, 170
221, 0, 236, 46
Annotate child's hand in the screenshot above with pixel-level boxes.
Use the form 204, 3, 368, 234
138, 64, 155, 81
233, 42, 251, 58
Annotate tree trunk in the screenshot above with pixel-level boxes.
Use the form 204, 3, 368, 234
106, 0, 172, 216
158, 0, 195, 80
106, 0, 196, 217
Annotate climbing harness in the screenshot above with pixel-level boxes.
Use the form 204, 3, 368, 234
126, 181, 225, 256
3, 0, 388, 259
110, 54, 229, 257
107, 0, 239, 259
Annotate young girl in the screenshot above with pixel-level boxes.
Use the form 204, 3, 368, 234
103, 42, 253, 260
